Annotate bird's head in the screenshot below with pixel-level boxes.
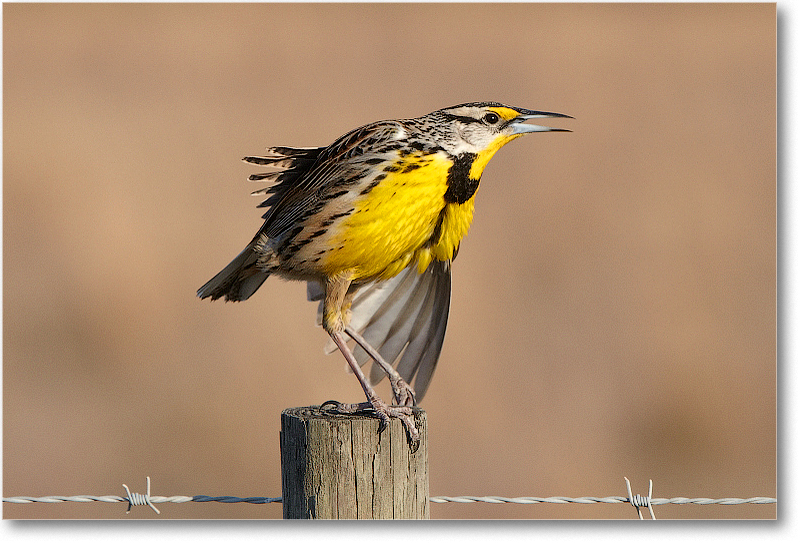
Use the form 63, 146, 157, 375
429, 102, 571, 156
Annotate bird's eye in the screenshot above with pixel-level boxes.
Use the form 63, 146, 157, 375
483, 112, 500, 125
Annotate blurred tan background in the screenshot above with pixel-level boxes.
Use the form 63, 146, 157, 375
3, 3, 775, 519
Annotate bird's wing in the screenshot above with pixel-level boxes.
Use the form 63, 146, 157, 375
308, 259, 451, 402
246, 120, 407, 241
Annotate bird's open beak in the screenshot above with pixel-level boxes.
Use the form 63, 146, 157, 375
510, 110, 573, 134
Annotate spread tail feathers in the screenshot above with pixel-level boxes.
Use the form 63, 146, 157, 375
197, 240, 269, 302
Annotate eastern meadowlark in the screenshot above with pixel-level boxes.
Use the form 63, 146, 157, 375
198, 102, 570, 449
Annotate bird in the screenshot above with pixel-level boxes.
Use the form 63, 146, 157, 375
198, 102, 570, 450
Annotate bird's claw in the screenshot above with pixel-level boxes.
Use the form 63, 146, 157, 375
390, 377, 416, 407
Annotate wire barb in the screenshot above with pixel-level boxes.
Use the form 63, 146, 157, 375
122, 476, 160, 514
624, 477, 655, 520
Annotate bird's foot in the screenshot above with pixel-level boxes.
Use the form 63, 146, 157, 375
320, 398, 420, 452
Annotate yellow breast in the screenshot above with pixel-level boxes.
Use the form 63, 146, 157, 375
322, 152, 475, 281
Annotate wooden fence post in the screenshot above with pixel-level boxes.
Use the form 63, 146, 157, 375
280, 405, 429, 519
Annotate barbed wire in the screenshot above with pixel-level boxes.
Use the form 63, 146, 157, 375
2, 477, 776, 519
4, 494, 776, 507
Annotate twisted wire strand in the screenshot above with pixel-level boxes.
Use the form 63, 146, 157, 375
3, 495, 193, 505
192, 495, 283, 504
429, 496, 776, 505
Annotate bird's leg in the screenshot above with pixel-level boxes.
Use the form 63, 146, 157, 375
339, 281, 416, 406
325, 331, 420, 450
322, 273, 420, 450
332, 276, 415, 406
345, 326, 416, 407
